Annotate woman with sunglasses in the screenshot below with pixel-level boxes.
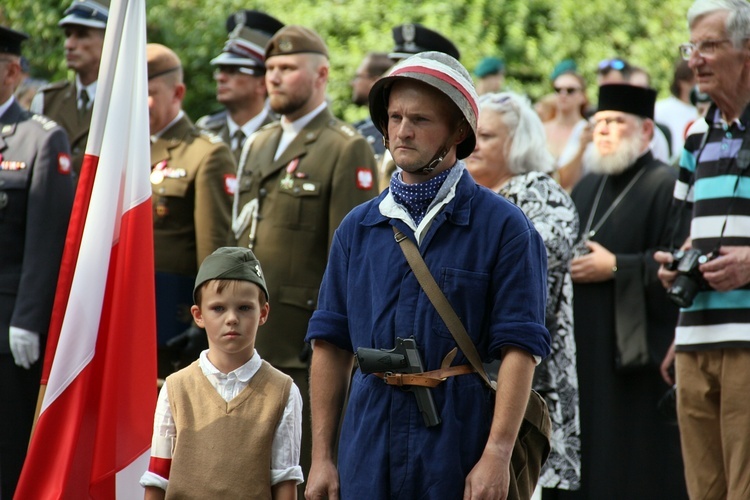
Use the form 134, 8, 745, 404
543, 69, 592, 191
466, 91, 582, 499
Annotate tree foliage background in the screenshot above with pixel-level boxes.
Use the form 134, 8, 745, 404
1, 0, 694, 123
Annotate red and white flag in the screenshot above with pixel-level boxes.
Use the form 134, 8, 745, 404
16, 0, 156, 497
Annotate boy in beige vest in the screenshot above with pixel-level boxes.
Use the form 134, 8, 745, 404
141, 247, 303, 499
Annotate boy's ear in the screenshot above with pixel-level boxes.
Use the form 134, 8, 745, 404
258, 302, 270, 326
190, 304, 205, 328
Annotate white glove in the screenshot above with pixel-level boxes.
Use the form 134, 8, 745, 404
9, 326, 40, 370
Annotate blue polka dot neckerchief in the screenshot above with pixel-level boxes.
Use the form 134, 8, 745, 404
389, 168, 451, 226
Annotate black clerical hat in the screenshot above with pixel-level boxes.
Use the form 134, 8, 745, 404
597, 84, 656, 120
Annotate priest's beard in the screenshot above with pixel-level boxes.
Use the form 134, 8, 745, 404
584, 134, 644, 176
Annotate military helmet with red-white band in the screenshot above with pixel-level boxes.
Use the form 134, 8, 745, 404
368, 51, 478, 159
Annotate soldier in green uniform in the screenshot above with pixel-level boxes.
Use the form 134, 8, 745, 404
196, 10, 284, 163
30, 0, 109, 177
230, 25, 377, 489
146, 44, 236, 378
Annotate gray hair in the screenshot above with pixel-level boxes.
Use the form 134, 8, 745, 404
477, 91, 554, 175
687, 0, 750, 48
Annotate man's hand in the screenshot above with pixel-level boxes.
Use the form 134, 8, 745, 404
305, 459, 340, 500
699, 246, 750, 291
463, 446, 509, 500
9, 327, 40, 370
654, 250, 678, 290
660, 340, 676, 385
571, 241, 616, 283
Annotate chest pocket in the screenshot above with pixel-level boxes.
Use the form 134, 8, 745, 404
431, 267, 490, 343
274, 178, 321, 231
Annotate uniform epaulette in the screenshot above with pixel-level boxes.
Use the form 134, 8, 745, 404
329, 119, 357, 139
38, 80, 71, 94
198, 129, 224, 144
196, 110, 226, 130
30, 113, 60, 131
258, 121, 278, 132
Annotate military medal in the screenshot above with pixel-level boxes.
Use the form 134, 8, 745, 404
280, 158, 299, 190
151, 160, 167, 184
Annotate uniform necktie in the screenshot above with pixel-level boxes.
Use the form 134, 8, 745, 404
79, 89, 90, 117
233, 129, 246, 164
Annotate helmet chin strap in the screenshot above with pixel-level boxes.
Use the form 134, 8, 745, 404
385, 125, 466, 176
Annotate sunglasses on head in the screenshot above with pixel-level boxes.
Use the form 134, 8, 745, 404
554, 86, 581, 95
597, 58, 627, 73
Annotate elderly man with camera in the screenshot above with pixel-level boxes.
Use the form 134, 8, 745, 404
654, 0, 750, 497
568, 83, 689, 499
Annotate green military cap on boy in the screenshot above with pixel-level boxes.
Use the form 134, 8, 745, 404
194, 247, 269, 302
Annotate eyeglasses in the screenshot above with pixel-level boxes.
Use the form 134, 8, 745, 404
597, 58, 627, 73
554, 86, 581, 95
679, 39, 732, 60
590, 116, 628, 128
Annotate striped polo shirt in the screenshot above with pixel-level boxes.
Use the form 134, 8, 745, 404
673, 103, 750, 350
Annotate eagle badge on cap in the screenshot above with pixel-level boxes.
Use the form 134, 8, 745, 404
403, 24, 416, 51
278, 37, 293, 53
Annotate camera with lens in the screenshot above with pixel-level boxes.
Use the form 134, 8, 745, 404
665, 248, 712, 308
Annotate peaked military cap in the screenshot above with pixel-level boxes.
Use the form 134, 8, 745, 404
59, 0, 109, 29
265, 25, 328, 59
389, 23, 460, 61
0, 26, 28, 56
211, 11, 284, 74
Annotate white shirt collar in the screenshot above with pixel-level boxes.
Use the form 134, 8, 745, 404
280, 101, 327, 134
227, 108, 270, 138
199, 348, 261, 383
151, 110, 185, 141
274, 101, 327, 161
0, 95, 15, 119
75, 74, 98, 105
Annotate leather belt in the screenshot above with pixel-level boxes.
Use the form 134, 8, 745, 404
374, 364, 475, 388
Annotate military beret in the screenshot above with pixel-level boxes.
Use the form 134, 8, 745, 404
59, 0, 109, 29
146, 43, 181, 81
211, 11, 285, 73
225, 9, 284, 36
265, 25, 329, 59
389, 23, 460, 61
474, 57, 505, 78
194, 247, 269, 302
597, 83, 657, 120
0, 26, 28, 56
550, 59, 578, 81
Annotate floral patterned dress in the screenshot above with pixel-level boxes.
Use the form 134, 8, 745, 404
498, 171, 582, 491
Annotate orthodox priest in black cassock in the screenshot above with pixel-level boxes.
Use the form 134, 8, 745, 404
548, 85, 689, 500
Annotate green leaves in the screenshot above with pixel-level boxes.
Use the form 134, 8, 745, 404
1, 0, 694, 122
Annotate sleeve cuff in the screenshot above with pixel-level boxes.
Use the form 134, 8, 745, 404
271, 465, 304, 485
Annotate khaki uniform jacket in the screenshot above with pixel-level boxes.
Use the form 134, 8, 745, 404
196, 109, 277, 160
151, 115, 235, 276
232, 107, 377, 368
35, 80, 92, 176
